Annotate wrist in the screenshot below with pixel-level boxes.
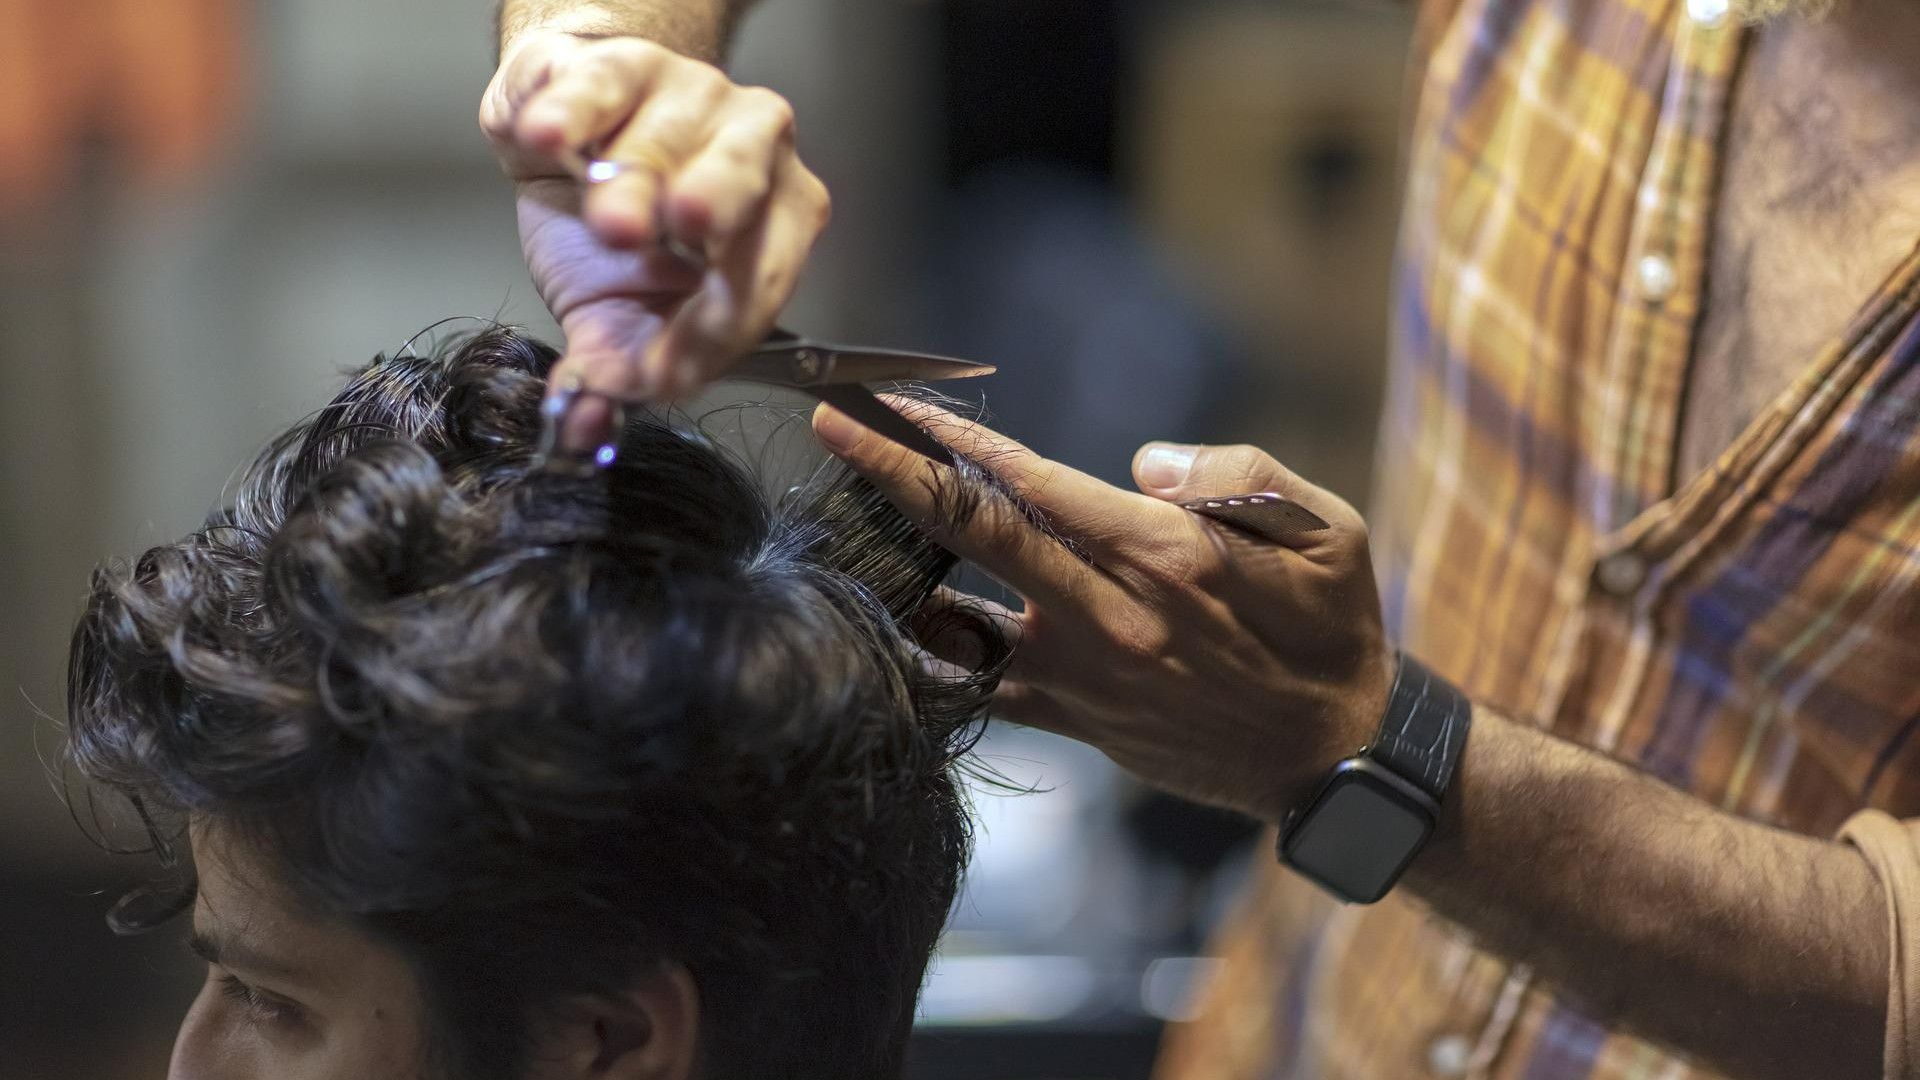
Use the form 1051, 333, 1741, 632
498, 23, 597, 64
1399, 704, 1515, 891
1274, 651, 1473, 904
1272, 645, 1398, 817
498, 3, 736, 65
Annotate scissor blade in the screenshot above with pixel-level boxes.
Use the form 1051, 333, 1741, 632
816, 349, 996, 384
738, 342, 995, 386
811, 384, 957, 467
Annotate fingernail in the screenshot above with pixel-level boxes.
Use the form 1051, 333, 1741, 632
552, 396, 620, 462
1138, 443, 1198, 489
537, 378, 581, 465
813, 405, 866, 454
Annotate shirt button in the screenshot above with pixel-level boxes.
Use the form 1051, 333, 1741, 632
1596, 551, 1648, 595
1427, 1033, 1473, 1076
1688, 0, 1730, 25
1637, 254, 1678, 303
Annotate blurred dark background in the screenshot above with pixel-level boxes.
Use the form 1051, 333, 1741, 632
0, 0, 1409, 1075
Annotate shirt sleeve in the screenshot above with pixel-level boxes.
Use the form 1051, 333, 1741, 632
1839, 809, 1920, 1079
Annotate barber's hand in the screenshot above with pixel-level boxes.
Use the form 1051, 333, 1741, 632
480, 31, 831, 450
813, 400, 1397, 823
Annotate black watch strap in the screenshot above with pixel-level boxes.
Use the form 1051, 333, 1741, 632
1366, 653, 1472, 802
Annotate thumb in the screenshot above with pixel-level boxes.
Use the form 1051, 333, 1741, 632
542, 311, 656, 457
541, 357, 623, 460
1133, 441, 1288, 497
1132, 441, 1351, 525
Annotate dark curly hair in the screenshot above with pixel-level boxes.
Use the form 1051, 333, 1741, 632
64, 325, 1013, 1079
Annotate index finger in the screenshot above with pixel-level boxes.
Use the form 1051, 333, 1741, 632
480, 32, 580, 162
513, 42, 670, 162
811, 398, 1154, 608
878, 395, 1184, 557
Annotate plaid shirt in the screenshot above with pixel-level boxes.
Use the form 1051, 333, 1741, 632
1154, 0, 1920, 1073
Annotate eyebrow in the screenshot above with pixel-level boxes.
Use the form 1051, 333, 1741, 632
188, 928, 308, 983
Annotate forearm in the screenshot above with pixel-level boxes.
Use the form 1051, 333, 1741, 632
1401, 706, 1887, 1078
496, 0, 754, 63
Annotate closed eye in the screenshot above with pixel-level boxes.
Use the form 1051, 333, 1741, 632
214, 970, 303, 1027
188, 928, 310, 1029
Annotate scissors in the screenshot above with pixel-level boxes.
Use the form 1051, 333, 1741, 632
538, 149, 995, 471
536, 327, 994, 471
543, 149, 1329, 545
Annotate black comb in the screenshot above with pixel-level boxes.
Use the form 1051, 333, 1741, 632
1182, 492, 1330, 545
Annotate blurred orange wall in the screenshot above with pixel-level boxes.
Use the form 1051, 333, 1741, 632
0, 0, 249, 213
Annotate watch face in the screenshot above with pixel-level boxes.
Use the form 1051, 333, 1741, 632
1281, 761, 1435, 904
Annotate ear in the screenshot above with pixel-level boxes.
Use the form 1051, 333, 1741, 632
535, 962, 701, 1080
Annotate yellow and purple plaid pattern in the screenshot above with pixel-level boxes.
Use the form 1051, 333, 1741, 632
1156, 0, 1920, 1072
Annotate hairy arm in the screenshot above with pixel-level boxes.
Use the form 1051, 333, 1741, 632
496, 0, 755, 63
1405, 706, 1889, 1079
812, 416, 1898, 1079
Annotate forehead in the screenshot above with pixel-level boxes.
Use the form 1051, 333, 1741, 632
188, 823, 419, 1001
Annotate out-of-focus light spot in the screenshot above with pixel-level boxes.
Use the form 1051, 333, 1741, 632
1140, 956, 1219, 1023
585, 160, 623, 183
916, 955, 1098, 1026
1687, 0, 1730, 26
595, 444, 618, 467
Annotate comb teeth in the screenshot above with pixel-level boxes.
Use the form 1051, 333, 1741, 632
1182, 492, 1330, 544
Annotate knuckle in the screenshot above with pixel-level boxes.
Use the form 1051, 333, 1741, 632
529, 89, 602, 136
510, 109, 553, 145
569, 47, 623, 81
595, 36, 662, 69
806, 175, 833, 226
742, 86, 796, 130
478, 100, 509, 139
1216, 444, 1272, 484
643, 104, 703, 138
1138, 532, 1207, 588
569, 41, 655, 90
1108, 617, 1173, 663
1118, 532, 1214, 602
1335, 513, 1374, 563
714, 141, 766, 177
595, 72, 637, 107
1333, 496, 1368, 534
673, 55, 731, 95
1185, 548, 1239, 597
728, 172, 774, 212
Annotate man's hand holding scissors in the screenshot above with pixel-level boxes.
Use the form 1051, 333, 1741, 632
480, 30, 831, 451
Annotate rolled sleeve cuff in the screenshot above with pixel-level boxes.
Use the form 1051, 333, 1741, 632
1841, 808, 1920, 1080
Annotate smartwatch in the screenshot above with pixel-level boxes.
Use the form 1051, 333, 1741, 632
1277, 652, 1471, 904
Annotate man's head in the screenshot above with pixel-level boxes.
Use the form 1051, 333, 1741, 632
65, 326, 1009, 1080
